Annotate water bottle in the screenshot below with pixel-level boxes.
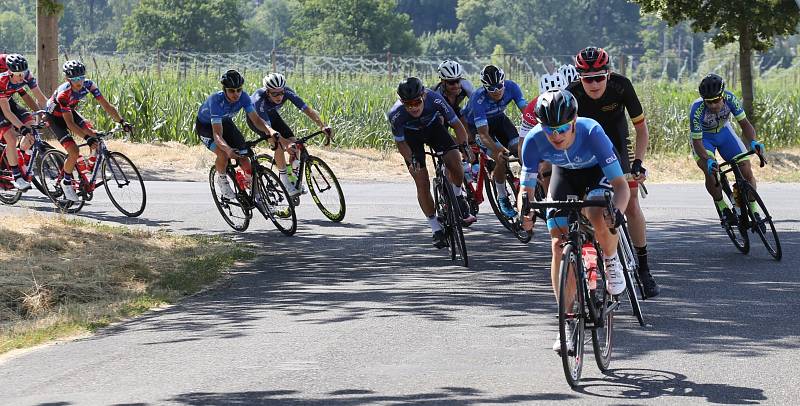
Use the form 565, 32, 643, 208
581, 242, 599, 290
87, 155, 97, 171
235, 169, 251, 190
16, 150, 27, 174
76, 155, 90, 177
471, 163, 480, 180
462, 162, 472, 183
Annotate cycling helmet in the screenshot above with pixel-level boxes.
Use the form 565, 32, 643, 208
558, 64, 579, 84
480, 65, 505, 87
5, 54, 28, 73
538, 72, 567, 94
63, 60, 86, 78
699, 73, 725, 99
575, 47, 610, 73
262, 72, 286, 89
397, 76, 425, 101
220, 69, 245, 88
437, 60, 464, 80
534, 89, 578, 127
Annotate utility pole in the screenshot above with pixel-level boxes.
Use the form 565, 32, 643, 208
36, 0, 63, 95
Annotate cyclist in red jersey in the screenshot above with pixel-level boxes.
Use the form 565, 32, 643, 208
565, 46, 659, 298
0, 54, 48, 191
45, 60, 132, 202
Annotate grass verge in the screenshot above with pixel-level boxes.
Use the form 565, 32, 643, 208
0, 214, 254, 355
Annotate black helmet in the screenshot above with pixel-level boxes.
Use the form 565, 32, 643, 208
480, 65, 505, 87
699, 73, 725, 99
397, 77, 424, 101
63, 60, 86, 77
220, 69, 245, 88
535, 89, 578, 127
5, 54, 28, 73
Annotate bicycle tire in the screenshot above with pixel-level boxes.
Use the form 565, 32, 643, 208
255, 166, 297, 236
39, 149, 85, 213
484, 170, 515, 232
443, 175, 468, 267
558, 243, 585, 387
208, 166, 251, 231
102, 152, 146, 217
741, 183, 782, 260
304, 155, 346, 222
0, 164, 22, 205
591, 252, 613, 371
505, 175, 532, 243
720, 177, 750, 254
618, 223, 645, 326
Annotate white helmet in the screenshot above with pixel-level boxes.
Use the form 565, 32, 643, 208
558, 64, 579, 84
437, 60, 464, 80
262, 73, 286, 90
538, 72, 567, 94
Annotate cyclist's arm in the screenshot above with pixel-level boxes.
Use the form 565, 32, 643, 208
691, 138, 712, 162
20, 91, 39, 112
301, 106, 327, 130
0, 97, 25, 129
609, 175, 630, 213
450, 118, 469, 146
688, 102, 711, 162
632, 120, 649, 162
623, 77, 647, 161
477, 125, 499, 156
395, 140, 413, 167
32, 86, 48, 109
211, 122, 232, 153
246, 110, 279, 138
738, 117, 757, 145
96, 96, 124, 124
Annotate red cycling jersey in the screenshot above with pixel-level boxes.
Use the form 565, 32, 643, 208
519, 95, 539, 136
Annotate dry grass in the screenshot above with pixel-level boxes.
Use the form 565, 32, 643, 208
0, 213, 253, 354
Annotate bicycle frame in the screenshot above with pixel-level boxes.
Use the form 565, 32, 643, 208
284, 130, 329, 192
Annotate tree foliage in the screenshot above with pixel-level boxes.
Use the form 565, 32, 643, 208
0, 11, 36, 51
397, 0, 458, 35
245, 0, 297, 51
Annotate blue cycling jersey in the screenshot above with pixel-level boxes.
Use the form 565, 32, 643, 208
688, 90, 746, 139
250, 86, 308, 124
464, 79, 527, 128
387, 89, 459, 142
197, 91, 256, 125
520, 117, 624, 187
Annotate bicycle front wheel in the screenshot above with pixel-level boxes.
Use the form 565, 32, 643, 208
618, 223, 645, 326
591, 254, 613, 372
0, 163, 22, 204
209, 166, 251, 231
255, 167, 297, 236
39, 149, 85, 213
443, 176, 468, 267
720, 178, 750, 254
304, 155, 346, 222
742, 184, 781, 260
102, 152, 146, 217
558, 243, 585, 387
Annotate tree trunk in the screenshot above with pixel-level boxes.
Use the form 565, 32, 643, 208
36, 0, 61, 96
739, 26, 755, 124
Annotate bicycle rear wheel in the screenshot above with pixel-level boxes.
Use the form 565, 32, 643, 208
255, 166, 297, 236
591, 257, 613, 372
0, 161, 22, 204
305, 155, 346, 222
209, 166, 251, 231
39, 149, 85, 213
618, 223, 645, 326
102, 152, 146, 217
741, 184, 781, 260
719, 178, 750, 254
443, 176, 468, 267
558, 243, 585, 387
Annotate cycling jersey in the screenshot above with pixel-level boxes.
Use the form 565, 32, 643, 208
519, 117, 623, 188
250, 86, 307, 120
519, 95, 540, 136
46, 80, 103, 117
0, 71, 38, 99
565, 73, 644, 172
431, 78, 474, 116
0, 54, 8, 73
688, 90, 746, 139
387, 89, 459, 142
196, 91, 255, 125
464, 80, 527, 128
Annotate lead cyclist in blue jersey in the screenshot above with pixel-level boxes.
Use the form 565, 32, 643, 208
518, 89, 629, 352
690, 73, 764, 226
195, 69, 280, 200
464, 65, 528, 218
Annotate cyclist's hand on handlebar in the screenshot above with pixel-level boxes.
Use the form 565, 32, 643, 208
706, 158, 719, 176
750, 139, 765, 154
322, 126, 333, 145
631, 159, 647, 182
119, 120, 133, 133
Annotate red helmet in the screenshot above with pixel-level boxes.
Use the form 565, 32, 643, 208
575, 46, 610, 73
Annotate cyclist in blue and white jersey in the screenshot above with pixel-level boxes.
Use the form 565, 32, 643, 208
195, 69, 280, 200
388, 77, 475, 248
518, 89, 629, 352
431, 60, 474, 127
690, 73, 763, 226
247, 73, 332, 196
464, 65, 527, 218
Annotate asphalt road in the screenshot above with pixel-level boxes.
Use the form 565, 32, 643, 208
1, 181, 798, 405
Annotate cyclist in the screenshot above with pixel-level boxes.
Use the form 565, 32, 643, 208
0, 54, 48, 191
196, 69, 280, 201
463, 65, 527, 218
566, 46, 659, 298
388, 76, 475, 248
45, 60, 132, 203
690, 73, 764, 227
247, 72, 332, 196
431, 60, 474, 126
518, 89, 630, 352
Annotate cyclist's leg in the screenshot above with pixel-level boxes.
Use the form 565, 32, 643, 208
195, 118, 228, 174
488, 115, 512, 186
266, 110, 295, 169
717, 124, 755, 188
220, 119, 250, 174
404, 130, 435, 218
583, 167, 627, 295
47, 113, 82, 174
693, 135, 724, 200
547, 165, 581, 302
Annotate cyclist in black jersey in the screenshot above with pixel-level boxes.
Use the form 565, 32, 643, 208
566, 46, 659, 298
431, 60, 475, 128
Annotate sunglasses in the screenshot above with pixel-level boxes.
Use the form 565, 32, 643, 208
11, 71, 28, 77
226, 87, 243, 94
704, 96, 723, 104
444, 79, 461, 86
542, 122, 572, 136
402, 97, 424, 107
68, 75, 85, 82
268, 91, 285, 97
485, 82, 504, 92
580, 73, 608, 83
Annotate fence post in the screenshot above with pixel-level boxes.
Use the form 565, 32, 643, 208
387, 51, 392, 81
156, 49, 161, 78
271, 49, 277, 73
618, 52, 626, 77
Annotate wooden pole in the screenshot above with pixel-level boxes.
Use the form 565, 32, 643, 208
36, 0, 62, 95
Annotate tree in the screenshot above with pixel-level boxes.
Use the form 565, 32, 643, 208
397, 0, 458, 35
0, 11, 36, 51
419, 28, 473, 57
118, 0, 248, 52
634, 0, 800, 122
37, 0, 62, 95
288, 0, 419, 55
245, 0, 296, 51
